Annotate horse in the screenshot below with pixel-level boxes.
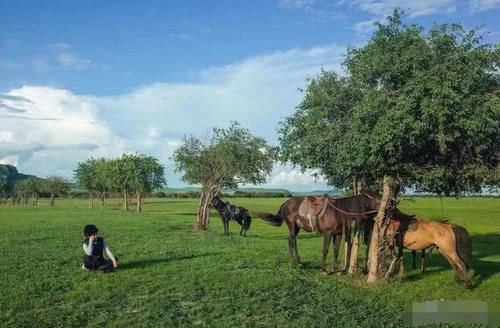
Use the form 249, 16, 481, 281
251, 192, 379, 273
388, 209, 473, 288
211, 197, 252, 236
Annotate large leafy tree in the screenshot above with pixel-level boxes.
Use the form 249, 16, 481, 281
173, 122, 276, 230
280, 11, 499, 282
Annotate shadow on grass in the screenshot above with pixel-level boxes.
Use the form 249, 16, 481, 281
120, 252, 222, 270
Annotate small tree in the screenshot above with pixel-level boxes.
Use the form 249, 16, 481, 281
44, 176, 70, 206
94, 158, 113, 209
129, 154, 166, 213
74, 159, 99, 208
24, 177, 42, 206
173, 122, 276, 230
108, 154, 136, 211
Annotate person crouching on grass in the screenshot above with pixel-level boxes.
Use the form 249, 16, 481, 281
82, 224, 118, 273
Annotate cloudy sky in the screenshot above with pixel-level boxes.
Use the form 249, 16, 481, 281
1, 0, 499, 191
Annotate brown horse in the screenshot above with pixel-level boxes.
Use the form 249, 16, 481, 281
251, 192, 379, 273
388, 210, 474, 288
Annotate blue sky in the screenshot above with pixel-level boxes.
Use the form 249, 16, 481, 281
1, 0, 499, 190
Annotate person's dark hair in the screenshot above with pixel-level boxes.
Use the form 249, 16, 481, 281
84, 224, 99, 236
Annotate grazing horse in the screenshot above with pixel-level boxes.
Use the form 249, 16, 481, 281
251, 192, 379, 273
388, 210, 473, 289
211, 197, 252, 236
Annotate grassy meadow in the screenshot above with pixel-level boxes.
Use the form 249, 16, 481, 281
0, 197, 499, 327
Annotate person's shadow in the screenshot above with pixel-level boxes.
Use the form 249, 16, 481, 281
119, 252, 222, 270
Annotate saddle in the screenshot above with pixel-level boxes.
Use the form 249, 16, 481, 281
298, 196, 328, 219
298, 197, 328, 233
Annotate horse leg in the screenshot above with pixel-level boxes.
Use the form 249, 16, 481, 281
439, 248, 473, 289
240, 225, 244, 236
343, 223, 352, 273
412, 250, 417, 270
332, 234, 342, 272
420, 249, 426, 273
293, 226, 301, 264
321, 232, 333, 273
399, 245, 405, 276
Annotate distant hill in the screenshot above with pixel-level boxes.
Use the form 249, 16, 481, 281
0, 164, 37, 186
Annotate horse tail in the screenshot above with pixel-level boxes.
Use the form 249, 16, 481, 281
250, 203, 285, 227
453, 225, 472, 270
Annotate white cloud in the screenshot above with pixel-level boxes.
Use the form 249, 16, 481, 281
56, 52, 93, 70
264, 166, 328, 190
278, 0, 316, 9
29, 44, 93, 72
471, 0, 500, 12
1, 44, 345, 189
353, 19, 378, 36
341, 0, 457, 17
0, 86, 124, 178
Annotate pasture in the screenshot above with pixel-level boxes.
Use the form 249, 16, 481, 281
0, 197, 499, 327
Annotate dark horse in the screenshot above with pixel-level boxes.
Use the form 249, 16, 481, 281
252, 192, 379, 273
212, 197, 252, 236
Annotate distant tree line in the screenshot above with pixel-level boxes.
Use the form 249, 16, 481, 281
74, 153, 166, 212
155, 190, 292, 199
2, 176, 70, 206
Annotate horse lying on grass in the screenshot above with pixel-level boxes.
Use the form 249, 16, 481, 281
211, 197, 252, 236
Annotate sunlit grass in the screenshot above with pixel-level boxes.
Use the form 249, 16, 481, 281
0, 197, 498, 327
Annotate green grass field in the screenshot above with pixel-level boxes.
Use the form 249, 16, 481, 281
0, 197, 499, 327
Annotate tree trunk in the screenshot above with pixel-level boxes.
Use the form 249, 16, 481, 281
50, 193, 55, 206
196, 185, 219, 231
346, 177, 362, 274
136, 192, 143, 213
101, 192, 106, 209
123, 192, 128, 211
349, 223, 361, 274
367, 175, 399, 283
88, 192, 94, 209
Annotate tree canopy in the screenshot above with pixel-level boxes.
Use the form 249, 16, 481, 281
173, 121, 276, 230
279, 10, 499, 196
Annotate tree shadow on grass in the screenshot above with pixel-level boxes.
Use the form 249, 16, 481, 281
119, 252, 222, 270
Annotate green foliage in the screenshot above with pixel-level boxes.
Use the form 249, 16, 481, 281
74, 158, 100, 193
0, 197, 498, 327
44, 176, 70, 198
173, 121, 276, 191
279, 10, 499, 195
